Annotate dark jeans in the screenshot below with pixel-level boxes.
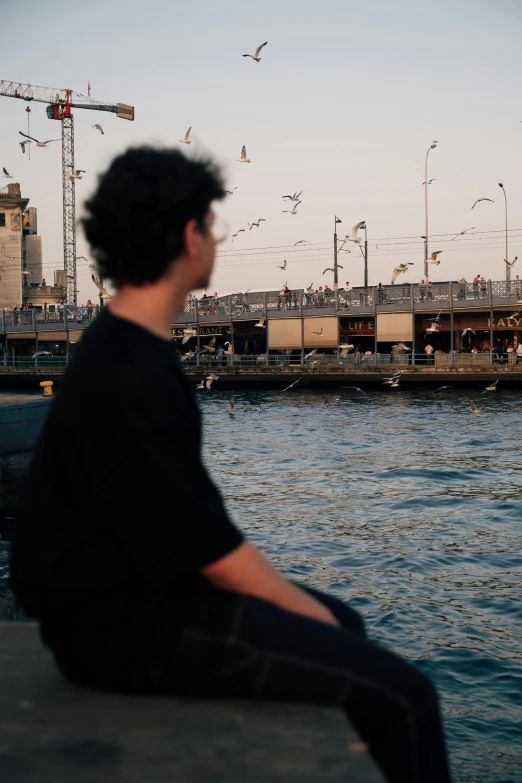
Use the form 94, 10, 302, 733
55, 584, 451, 783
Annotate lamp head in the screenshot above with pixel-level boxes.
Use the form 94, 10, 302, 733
498, 182, 504, 189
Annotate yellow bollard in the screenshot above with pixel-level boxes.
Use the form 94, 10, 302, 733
39, 380, 54, 397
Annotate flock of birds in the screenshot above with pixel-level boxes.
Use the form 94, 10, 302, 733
193, 371, 502, 416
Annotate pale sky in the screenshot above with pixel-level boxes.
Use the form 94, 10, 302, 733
2, 0, 521, 302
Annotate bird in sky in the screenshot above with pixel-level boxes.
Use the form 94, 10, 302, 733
428, 310, 442, 321
436, 386, 453, 391
180, 127, 192, 145
231, 229, 245, 241
92, 124, 104, 135
181, 349, 197, 362
461, 328, 475, 337
18, 131, 60, 148
242, 42, 267, 62
427, 251, 442, 264
248, 222, 260, 230
257, 218, 266, 223
225, 397, 236, 414
225, 187, 237, 195
323, 265, 343, 274
195, 379, 205, 389
205, 374, 218, 390
505, 257, 518, 268
467, 400, 483, 414
391, 263, 414, 284
451, 227, 475, 241
254, 316, 266, 328
313, 328, 324, 336
91, 274, 112, 299
471, 198, 494, 209
69, 169, 86, 180
509, 312, 520, 318
283, 202, 301, 215
294, 240, 307, 245
182, 328, 197, 344
425, 323, 440, 334
305, 349, 318, 360
200, 337, 216, 353
344, 386, 368, 396
2, 167, 13, 178
238, 145, 250, 163
482, 379, 498, 393
278, 260, 287, 270
19, 140, 31, 154
423, 179, 435, 184
346, 222, 365, 244
283, 190, 303, 201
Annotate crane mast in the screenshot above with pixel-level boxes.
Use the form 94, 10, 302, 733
0, 80, 134, 303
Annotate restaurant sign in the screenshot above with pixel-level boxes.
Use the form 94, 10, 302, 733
340, 318, 375, 336
171, 325, 227, 338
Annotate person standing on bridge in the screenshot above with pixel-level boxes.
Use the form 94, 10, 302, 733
11, 147, 451, 783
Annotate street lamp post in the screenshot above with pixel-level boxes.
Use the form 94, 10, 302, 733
334, 216, 342, 286
362, 222, 368, 288
498, 183, 509, 283
424, 142, 437, 282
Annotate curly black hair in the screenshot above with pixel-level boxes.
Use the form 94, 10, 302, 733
82, 147, 225, 287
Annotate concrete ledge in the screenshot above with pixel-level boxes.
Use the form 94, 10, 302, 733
0, 623, 384, 782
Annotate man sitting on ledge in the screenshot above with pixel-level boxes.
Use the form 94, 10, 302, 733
10, 147, 451, 783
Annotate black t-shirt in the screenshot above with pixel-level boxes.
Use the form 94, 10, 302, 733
10, 309, 242, 655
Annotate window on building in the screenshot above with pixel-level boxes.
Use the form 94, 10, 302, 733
0, 213, 6, 228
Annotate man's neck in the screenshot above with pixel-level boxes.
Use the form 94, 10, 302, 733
108, 279, 189, 341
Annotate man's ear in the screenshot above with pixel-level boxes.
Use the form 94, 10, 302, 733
183, 219, 198, 259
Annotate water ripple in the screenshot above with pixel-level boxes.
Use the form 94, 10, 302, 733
199, 388, 522, 783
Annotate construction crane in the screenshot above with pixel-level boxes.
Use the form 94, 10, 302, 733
0, 80, 134, 303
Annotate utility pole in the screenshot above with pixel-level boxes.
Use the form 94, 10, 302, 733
363, 222, 368, 288
333, 216, 342, 286
424, 142, 437, 282
499, 183, 509, 283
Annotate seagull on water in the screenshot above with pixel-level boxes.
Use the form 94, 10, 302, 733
467, 400, 483, 414
482, 379, 498, 393
225, 397, 236, 414
471, 198, 494, 209
427, 251, 442, 264
254, 316, 266, 328
392, 263, 414, 284
69, 169, 86, 180
179, 127, 192, 145
238, 145, 251, 163
282, 191, 303, 201
92, 124, 104, 135
346, 222, 365, 244
278, 260, 287, 270
283, 202, 300, 215
451, 227, 475, 241
242, 42, 267, 62
18, 131, 60, 148
282, 377, 301, 391
2, 167, 13, 178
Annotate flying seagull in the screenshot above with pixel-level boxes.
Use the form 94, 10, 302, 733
238, 145, 250, 163
344, 386, 368, 396
180, 127, 192, 145
323, 265, 343, 274
391, 263, 414, 284
278, 260, 287, 270
195, 379, 205, 390
19, 140, 31, 154
294, 240, 307, 245
425, 323, 440, 334
461, 328, 476, 337
242, 42, 267, 62
283, 202, 301, 215
451, 227, 475, 241
427, 251, 442, 264
91, 274, 112, 299
482, 379, 498, 393
225, 187, 237, 195
436, 386, 453, 391
505, 257, 518, 268
2, 167, 13, 178
423, 179, 435, 184
231, 229, 245, 241
471, 198, 494, 209
92, 124, 104, 134
346, 221, 365, 244
200, 337, 216, 353
305, 348, 318, 360
248, 222, 260, 230
313, 328, 324, 336
428, 310, 442, 321
254, 316, 266, 328
282, 377, 301, 392
69, 169, 86, 180
18, 131, 60, 148
467, 399, 483, 414
182, 327, 197, 344
205, 374, 219, 390
283, 190, 303, 201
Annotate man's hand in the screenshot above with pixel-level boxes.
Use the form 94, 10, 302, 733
201, 541, 339, 628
